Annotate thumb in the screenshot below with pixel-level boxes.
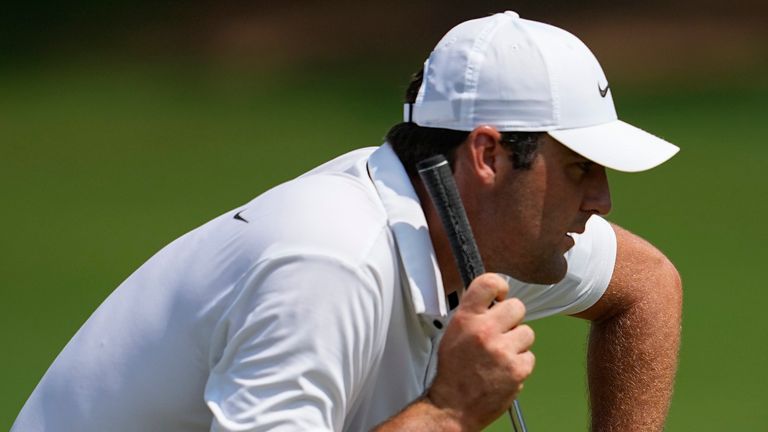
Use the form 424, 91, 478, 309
459, 273, 509, 314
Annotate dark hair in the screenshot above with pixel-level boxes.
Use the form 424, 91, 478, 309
386, 67, 542, 178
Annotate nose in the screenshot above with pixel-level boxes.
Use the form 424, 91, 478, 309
582, 165, 612, 215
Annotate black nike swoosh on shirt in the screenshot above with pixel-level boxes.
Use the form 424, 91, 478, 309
233, 210, 249, 223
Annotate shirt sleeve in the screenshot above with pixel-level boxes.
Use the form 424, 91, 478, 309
204, 254, 390, 432
504, 215, 617, 321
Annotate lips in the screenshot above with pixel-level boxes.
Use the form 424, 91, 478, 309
564, 233, 576, 250
564, 221, 588, 250
569, 225, 587, 235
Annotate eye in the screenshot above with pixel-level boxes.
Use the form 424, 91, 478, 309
577, 161, 594, 173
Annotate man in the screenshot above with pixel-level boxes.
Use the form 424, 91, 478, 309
13, 11, 682, 432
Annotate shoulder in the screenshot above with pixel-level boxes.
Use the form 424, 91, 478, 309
225, 173, 388, 261
573, 223, 682, 321
610, 224, 681, 293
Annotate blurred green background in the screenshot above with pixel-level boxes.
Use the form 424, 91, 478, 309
2, 1, 767, 430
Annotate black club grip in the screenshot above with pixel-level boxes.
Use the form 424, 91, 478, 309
417, 155, 485, 288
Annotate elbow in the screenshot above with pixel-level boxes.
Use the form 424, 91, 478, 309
581, 224, 684, 324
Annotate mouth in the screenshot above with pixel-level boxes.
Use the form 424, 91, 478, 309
563, 223, 586, 251
564, 233, 576, 250
568, 225, 586, 235
564, 225, 586, 240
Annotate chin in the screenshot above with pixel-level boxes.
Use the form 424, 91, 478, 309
510, 255, 568, 285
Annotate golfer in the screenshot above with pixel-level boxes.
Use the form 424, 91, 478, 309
13, 11, 682, 432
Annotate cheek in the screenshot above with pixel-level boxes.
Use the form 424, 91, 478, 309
542, 176, 584, 228
514, 179, 552, 237
500, 182, 544, 230
544, 192, 580, 222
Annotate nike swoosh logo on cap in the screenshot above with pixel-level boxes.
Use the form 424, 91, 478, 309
598, 82, 610, 97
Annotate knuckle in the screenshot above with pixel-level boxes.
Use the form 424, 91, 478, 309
451, 310, 470, 327
478, 272, 505, 285
521, 351, 536, 374
504, 298, 526, 321
486, 339, 507, 359
519, 324, 535, 345
471, 273, 508, 296
472, 322, 494, 346
509, 352, 535, 382
510, 364, 529, 383
470, 273, 491, 290
509, 297, 527, 314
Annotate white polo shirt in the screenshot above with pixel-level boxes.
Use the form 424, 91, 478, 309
12, 144, 616, 432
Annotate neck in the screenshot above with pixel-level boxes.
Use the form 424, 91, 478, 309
412, 178, 464, 296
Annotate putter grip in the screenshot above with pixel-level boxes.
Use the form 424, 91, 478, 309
417, 155, 485, 287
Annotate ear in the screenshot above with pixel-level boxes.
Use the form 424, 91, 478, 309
460, 125, 503, 185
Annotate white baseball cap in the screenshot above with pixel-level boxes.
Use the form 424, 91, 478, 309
404, 11, 679, 172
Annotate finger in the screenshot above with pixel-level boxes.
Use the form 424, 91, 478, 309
509, 350, 536, 384
460, 273, 509, 313
485, 297, 526, 331
518, 350, 536, 378
502, 324, 535, 354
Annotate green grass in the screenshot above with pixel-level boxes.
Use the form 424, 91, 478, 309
2, 61, 766, 430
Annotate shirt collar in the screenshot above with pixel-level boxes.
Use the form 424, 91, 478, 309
367, 143, 448, 318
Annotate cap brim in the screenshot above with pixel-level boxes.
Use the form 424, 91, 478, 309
547, 120, 679, 172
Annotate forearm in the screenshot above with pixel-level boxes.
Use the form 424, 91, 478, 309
587, 267, 682, 431
372, 396, 464, 432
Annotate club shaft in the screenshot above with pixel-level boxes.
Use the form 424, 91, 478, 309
509, 399, 527, 432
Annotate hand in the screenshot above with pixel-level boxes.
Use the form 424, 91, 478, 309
427, 273, 535, 431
